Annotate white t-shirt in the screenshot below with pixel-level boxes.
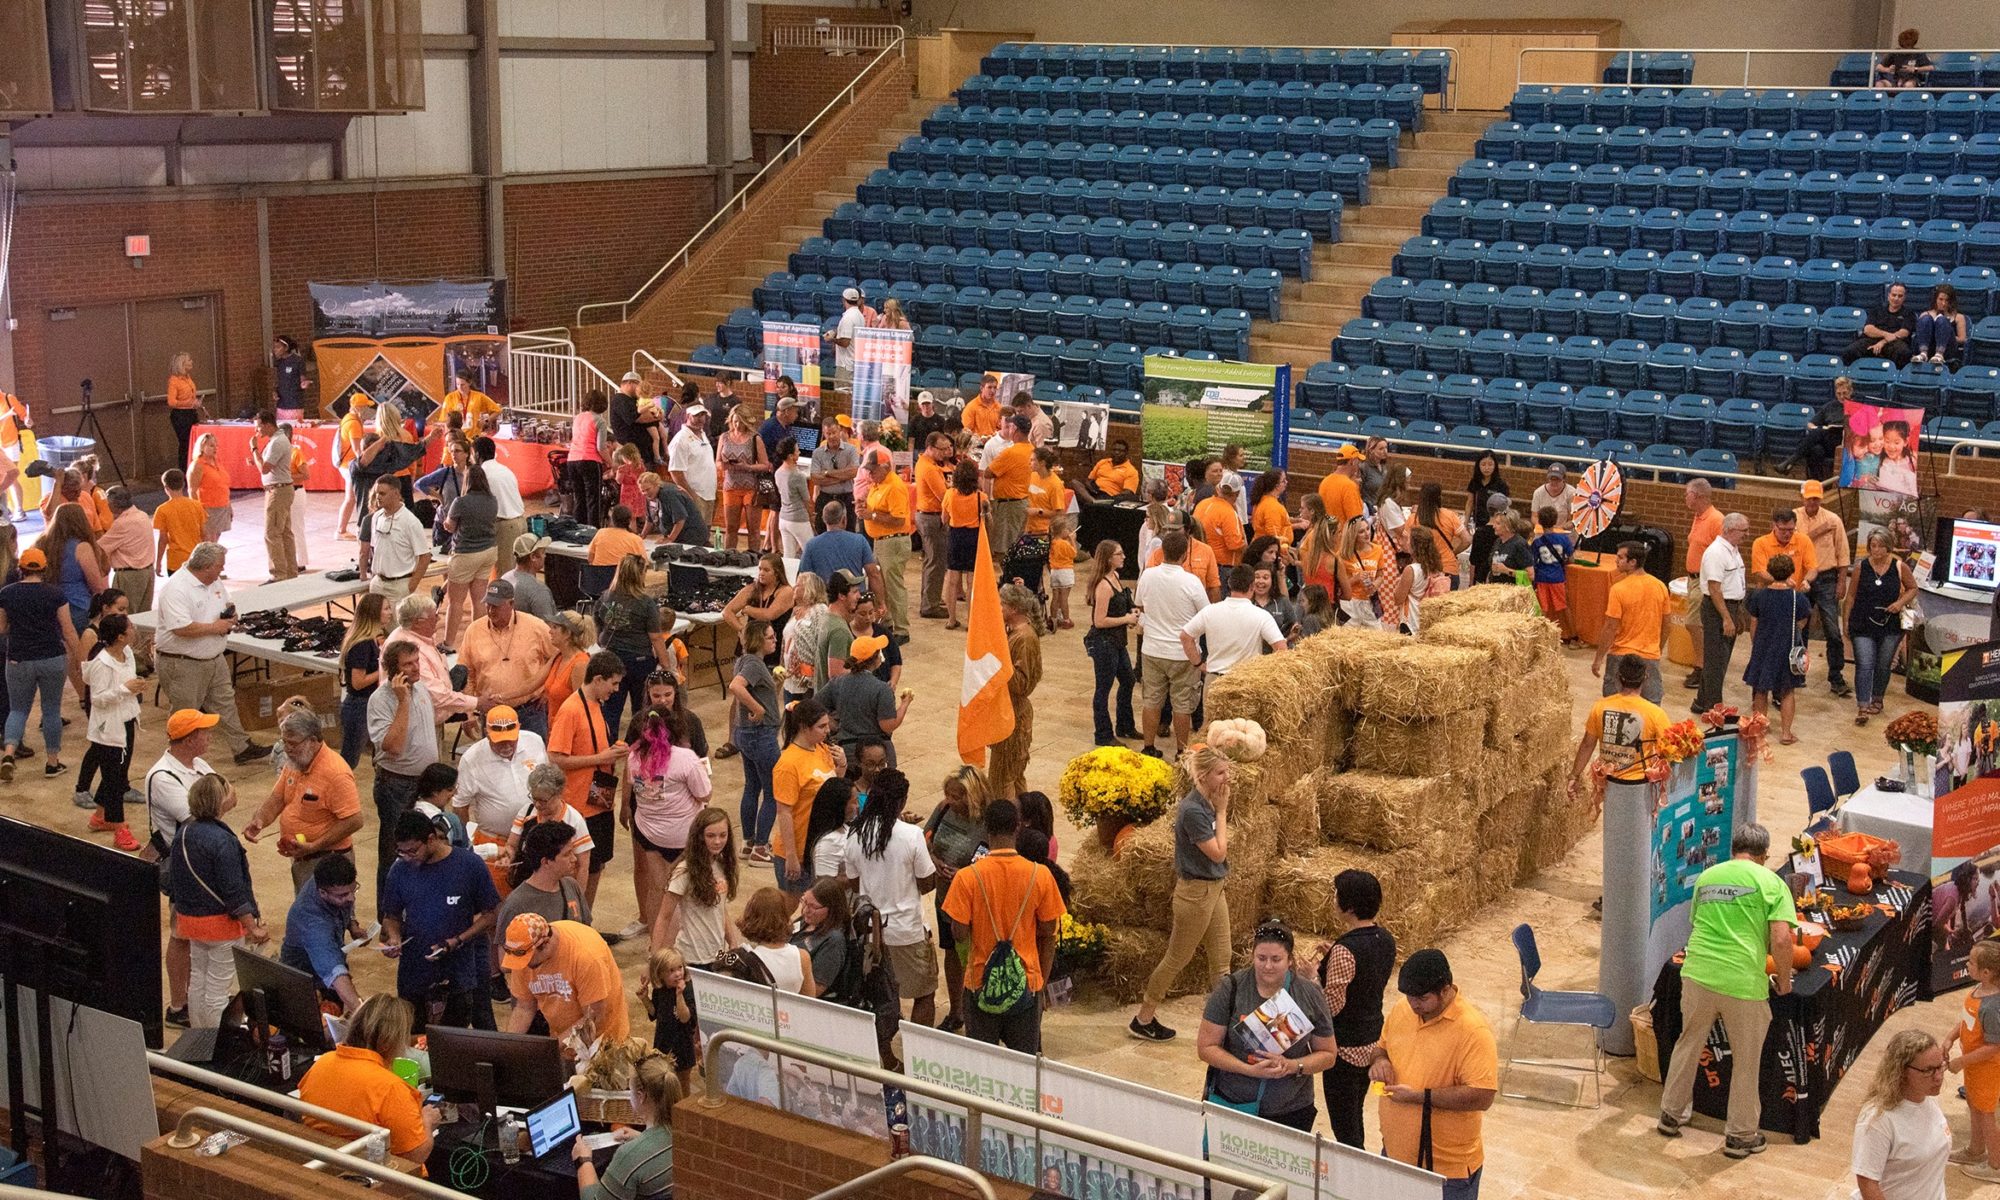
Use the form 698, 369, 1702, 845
1850, 1097, 1948, 1200
1377, 497, 1408, 545
509, 800, 595, 859
668, 427, 718, 501
1182, 596, 1285, 675
482, 459, 525, 520
1533, 483, 1577, 526
145, 752, 214, 851
840, 821, 937, 947
1133, 563, 1210, 662
667, 863, 731, 964
1699, 537, 1747, 602
369, 505, 430, 578
835, 307, 864, 372
814, 827, 850, 881
453, 733, 548, 835
154, 569, 233, 658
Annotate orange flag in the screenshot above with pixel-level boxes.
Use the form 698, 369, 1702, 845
956, 518, 1015, 765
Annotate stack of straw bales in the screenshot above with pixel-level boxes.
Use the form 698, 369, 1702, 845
1074, 585, 1584, 1001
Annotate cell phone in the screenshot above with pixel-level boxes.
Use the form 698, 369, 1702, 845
221, 604, 238, 619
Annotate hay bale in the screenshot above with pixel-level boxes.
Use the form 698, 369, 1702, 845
1515, 691, 1576, 765
1423, 611, 1559, 681
1273, 769, 1324, 852
1262, 837, 1465, 938
1358, 643, 1488, 722
1352, 714, 1484, 776
1224, 801, 1283, 944
1418, 582, 1538, 625
1521, 765, 1596, 879
1094, 925, 1221, 1003
1293, 626, 1408, 710
1475, 784, 1540, 900
1203, 663, 1310, 748
1070, 836, 1145, 926
1090, 812, 1179, 921
1317, 771, 1450, 851
1452, 749, 1513, 814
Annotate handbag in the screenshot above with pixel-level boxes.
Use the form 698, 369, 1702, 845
1787, 592, 1812, 678
1201, 970, 1290, 1116
585, 701, 620, 812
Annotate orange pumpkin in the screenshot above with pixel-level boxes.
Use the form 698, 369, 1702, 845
1799, 927, 1826, 952
1848, 863, 1873, 895
1767, 946, 1816, 974
1112, 823, 1137, 857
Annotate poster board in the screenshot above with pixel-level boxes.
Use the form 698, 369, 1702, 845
0, 986, 156, 1162
850, 326, 913, 424
690, 969, 783, 1106
774, 989, 890, 1136
309, 279, 505, 413
762, 320, 824, 453
1140, 356, 1291, 475
1644, 728, 1745, 1003
901, 1022, 1044, 1186
1929, 641, 2000, 992
1037, 1059, 1204, 1198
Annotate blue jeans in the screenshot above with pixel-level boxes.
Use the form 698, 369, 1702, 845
1442, 1167, 1482, 1200
602, 650, 657, 734
1852, 628, 1905, 710
735, 723, 780, 848
1084, 635, 1135, 744
1809, 572, 1845, 687
515, 697, 549, 741
5, 655, 66, 756
338, 692, 372, 768
1915, 311, 1960, 359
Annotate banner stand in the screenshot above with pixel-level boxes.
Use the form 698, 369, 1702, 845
1599, 778, 1653, 1055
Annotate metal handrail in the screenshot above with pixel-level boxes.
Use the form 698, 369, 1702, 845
1945, 435, 2000, 475
771, 23, 905, 54
164, 1107, 462, 1198
641, 354, 760, 383
1288, 426, 1836, 489
700, 1030, 1283, 1200
1517, 44, 2000, 92
148, 1052, 389, 1162
576, 28, 909, 328
508, 328, 621, 419
810, 1156, 998, 1200
630, 349, 686, 390
982, 41, 1458, 110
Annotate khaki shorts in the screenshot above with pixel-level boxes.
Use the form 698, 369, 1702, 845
886, 939, 937, 1002
446, 546, 498, 584
1141, 654, 1201, 713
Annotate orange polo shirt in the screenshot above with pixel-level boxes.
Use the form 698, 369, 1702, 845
270, 744, 362, 851
300, 1046, 430, 1163
1147, 540, 1220, 595
167, 376, 199, 411
1318, 471, 1363, 525
1685, 506, 1723, 575
1025, 470, 1069, 536
1750, 531, 1819, 591
1088, 458, 1139, 496
193, 459, 230, 508
914, 455, 948, 514
962, 396, 1003, 438
587, 526, 648, 568
1193, 496, 1246, 565
1251, 495, 1294, 546
988, 443, 1033, 500
863, 471, 912, 539
1605, 570, 1671, 660
944, 488, 983, 529
153, 496, 206, 571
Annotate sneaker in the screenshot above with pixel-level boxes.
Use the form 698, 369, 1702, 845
489, 974, 514, 1003
1830, 681, 1852, 698
1115, 726, 1143, 740
1681, 671, 1702, 689
749, 845, 773, 864
1949, 1145, 1983, 1165
87, 811, 111, 832
72, 789, 95, 810
1140, 745, 1164, 759
164, 1006, 190, 1028
13, 744, 33, 761
233, 743, 269, 765
113, 826, 141, 852
43, 761, 65, 778
1128, 1017, 1177, 1042
1722, 1133, 1767, 1159
1962, 1163, 2000, 1183
1656, 1111, 1684, 1139
617, 920, 648, 942
1, 756, 14, 783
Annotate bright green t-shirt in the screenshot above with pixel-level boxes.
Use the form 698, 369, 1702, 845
1682, 858, 1798, 1001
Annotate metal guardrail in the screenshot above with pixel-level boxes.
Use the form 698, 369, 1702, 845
642, 354, 761, 383
1286, 426, 1837, 489
771, 23, 905, 54
1518, 45, 2000, 92
577, 28, 908, 327
630, 349, 687, 391
700, 1030, 1285, 1200
164, 1107, 462, 1198
810, 1156, 999, 1200
1945, 435, 2000, 475
148, 1052, 389, 1164
508, 328, 619, 419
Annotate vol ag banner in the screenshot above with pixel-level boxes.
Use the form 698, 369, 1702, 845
849, 326, 913, 424
1140, 355, 1290, 473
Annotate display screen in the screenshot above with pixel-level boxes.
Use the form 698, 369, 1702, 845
1948, 520, 2000, 590
524, 1090, 580, 1159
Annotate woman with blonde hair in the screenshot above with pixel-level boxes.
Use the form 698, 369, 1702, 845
1296, 501, 1340, 596
163, 774, 266, 1028
717, 404, 772, 553
166, 351, 203, 466
926, 764, 989, 1033
985, 583, 1044, 799
337, 592, 389, 767
572, 1050, 679, 1199
1851, 1028, 1949, 1200
1333, 516, 1380, 629
877, 298, 912, 331
189, 433, 233, 541
1130, 742, 1233, 1041
780, 572, 829, 701
542, 610, 594, 715
298, 994, 437, 1165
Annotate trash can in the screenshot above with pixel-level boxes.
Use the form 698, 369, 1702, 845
36, 435, 96, 472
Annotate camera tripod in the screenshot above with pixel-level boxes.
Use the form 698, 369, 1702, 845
74, 378, 123, 481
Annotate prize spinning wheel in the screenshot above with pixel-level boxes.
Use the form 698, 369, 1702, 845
1571, 460, 1624, 539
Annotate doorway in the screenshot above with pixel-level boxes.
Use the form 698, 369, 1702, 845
37, 294, 221, 485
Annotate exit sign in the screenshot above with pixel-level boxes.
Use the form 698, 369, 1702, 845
124, 234, 150, 257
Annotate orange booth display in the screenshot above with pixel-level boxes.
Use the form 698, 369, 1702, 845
1564, 553, 1619, 645
190, 422, 558, 496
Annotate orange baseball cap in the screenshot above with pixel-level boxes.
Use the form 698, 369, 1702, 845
850, 634, 890, 662
485, 705, 520, 742
17, 548, 45, 572
1800, 480, 1825, 499
1335, 443, 1366, 461
501, 913, 551, 970
167, 709, 221, 740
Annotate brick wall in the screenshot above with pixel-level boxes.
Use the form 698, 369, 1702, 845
749, 6, 885, 134
673, 1095, 1033, 1200
504, 175, 718, 332
266, 187, 487, 347
574, 56, 914, 370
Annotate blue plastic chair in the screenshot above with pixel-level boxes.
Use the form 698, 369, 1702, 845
1502, 924, 1617, 1109
1828, 750, 1861, 800
1802, 766, 1838, 817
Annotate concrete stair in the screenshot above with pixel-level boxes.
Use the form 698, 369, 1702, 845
1251, 112, 1479, 376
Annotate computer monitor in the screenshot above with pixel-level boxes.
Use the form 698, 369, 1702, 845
233, 948, 332, 1054
524, 1090, 581, 1159
426, 1026, 566, 1115
1942, 517, 2000, 591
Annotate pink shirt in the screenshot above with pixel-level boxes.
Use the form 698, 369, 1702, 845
99, 507, 154, 571
383, 627, 478, 717
628, 743, 711, 849
569, 411, 604, 464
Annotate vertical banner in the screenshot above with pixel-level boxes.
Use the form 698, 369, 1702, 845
850, 327, 913, 424
1841, 399, 1923, 499
1644, 728, 1744, 999
774, 990, 890, 1136
1036, 1059, 1205, 1199
1930, 642, 2000, 992
1139, 356, 1291, 476
690, 970, 781, 1106
900, 1023, 1043, 1186
763, 319, 825, 454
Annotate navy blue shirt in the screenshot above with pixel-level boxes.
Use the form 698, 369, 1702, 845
380, 845, 500, 996
0, 581, 68, 662
798, 529, 876, 584
275, 352, 306, 408
758, 415, 796, 461
280, 877, 354, 992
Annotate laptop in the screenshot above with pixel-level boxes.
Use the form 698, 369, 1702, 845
523, 1091, 582, 1162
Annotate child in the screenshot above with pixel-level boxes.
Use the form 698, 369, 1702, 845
1949, 938, 2000, 1181
1876, 418, 1918, 496
1846, 425, 1881, 486
1296, 583, 1335, 638
613, 444, 646, 517
1490, 511, 1532, 582
1046, 513, 1078, 630
152, 469, 207, 574
79, 613, 143, 851
1743, 553, 1812, 745
1531, 506, 1577, 645
282, 423, 313, 570
643, 946, 701, 1098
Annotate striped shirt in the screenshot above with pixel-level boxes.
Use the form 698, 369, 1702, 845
584, 1123, 673, 1200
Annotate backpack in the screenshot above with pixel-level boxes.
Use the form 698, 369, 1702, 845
970, 864, 1041, 1017
710, 945, 776, 987
847, 897, 902, 1019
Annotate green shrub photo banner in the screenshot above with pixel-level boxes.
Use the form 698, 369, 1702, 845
1140, 356, 1291, 472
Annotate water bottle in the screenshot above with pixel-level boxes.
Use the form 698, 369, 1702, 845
264, 1031, 290, 1082
499, 1113, 520, 1164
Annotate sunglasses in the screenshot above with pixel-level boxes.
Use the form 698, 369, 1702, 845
488, 721, 519, 732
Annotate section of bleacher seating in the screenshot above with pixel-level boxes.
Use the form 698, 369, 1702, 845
972, 44, 1453, 94
1509, 84, 2000, 132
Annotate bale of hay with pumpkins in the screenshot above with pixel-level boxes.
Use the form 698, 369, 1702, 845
1064, 585, 1584, 1002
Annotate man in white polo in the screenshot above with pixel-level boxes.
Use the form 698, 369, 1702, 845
1180, 563, 1289, 684
155, 543, 264, 765
667, 406, 718, 533
361, 477, 431, 602
475, 436, 527, 578
1134, 529, 1210, 761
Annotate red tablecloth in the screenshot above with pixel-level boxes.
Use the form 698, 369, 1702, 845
192, 423, 556, 495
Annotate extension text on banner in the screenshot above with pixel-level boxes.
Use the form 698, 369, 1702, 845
690, 969, 780, 1106
849, 327, 913, 424
774, 989, 890, 1137
900, 1022, 1044, 1187
1036, 1058, 1205, 1199
1929, 642, 2000, 992
1139, 355, 1290, 473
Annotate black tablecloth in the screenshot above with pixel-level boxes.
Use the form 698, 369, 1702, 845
1078, 499, 1146, 578
428, 1118, 612, 1200
1652, 870, 1931, 1142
